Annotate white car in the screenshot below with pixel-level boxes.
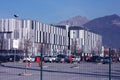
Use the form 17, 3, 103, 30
72, 56, 81, 63
23, 56, 35, 62
44, 56, 57, 63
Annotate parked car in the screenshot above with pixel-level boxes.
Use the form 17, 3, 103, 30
119, 57, 120, 62
85, 56, 101, 63
101, 57, 111, 64
91, 56, 101, 63
112, 57, 119, 62
0, 55, 23, 62
8, 55, 23, 62
55, 54, 68, 63
86, 56, 92, 62
44, 56, 57, 63
72, 55, 81, 63
0, 55, 8, 62
23, 56, 35, 62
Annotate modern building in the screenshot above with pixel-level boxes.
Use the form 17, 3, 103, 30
0, 18, 102, 56
69, 26, 102, 56
0, 19, 68, 56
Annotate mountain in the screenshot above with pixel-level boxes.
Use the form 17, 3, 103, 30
58, 16, 88, 26
84, 14, 120, 48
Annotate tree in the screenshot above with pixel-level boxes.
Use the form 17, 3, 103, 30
63, 47, 67, 54
24, 38, 32, 56
23, 37, 32, 74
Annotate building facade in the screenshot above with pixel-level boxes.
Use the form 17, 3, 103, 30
69, 26, 102, 56
0, 19, 68, 56
0, 18, 102, 56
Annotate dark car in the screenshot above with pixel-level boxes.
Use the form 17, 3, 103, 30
0, 55, 7, 62
101, 57, 111, 64
91, 56, 101, 63
55, 54, 69, 63
8, 55, 23, 62
85, 56, 101, 63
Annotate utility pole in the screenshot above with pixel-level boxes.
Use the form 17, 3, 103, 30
109, 48, 111, 80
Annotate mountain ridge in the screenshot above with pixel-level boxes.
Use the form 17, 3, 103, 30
57, 14, 120, 48
57, 16, 88, 26
84, 14, 120, 48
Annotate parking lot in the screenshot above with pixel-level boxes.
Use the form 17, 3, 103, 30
0, 62, 120, 80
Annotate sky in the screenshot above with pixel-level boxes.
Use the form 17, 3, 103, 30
0, 0, 120, 24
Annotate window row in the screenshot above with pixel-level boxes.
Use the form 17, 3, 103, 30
35, 31, 67, 46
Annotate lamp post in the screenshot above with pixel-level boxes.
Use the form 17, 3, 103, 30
13, 14, 19, 62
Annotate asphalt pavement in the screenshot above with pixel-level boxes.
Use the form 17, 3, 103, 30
0, 62, 120, 80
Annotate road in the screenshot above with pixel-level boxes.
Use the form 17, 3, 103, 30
0, 62, 120, 80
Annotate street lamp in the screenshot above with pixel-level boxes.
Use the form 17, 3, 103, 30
13, 15, 19, 63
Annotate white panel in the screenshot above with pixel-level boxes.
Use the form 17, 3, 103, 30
51, 26, 53, 34
80, 30, 84, 38
39, 22, 42, 31
43, 24, 45, 32
36, 21, 39, 31
48, 25, 50, 33
62, 36, 63, 45
46, 25, 47, 32
57, 36, 59, 45
58, 28, 60, 35
56, 27, 58, 35
70, 30, 73, 38
60, 28, 62, 35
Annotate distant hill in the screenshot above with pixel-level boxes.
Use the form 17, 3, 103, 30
58, 16, 88, 26
57, 14, 120, 48
84, 14, 120, 48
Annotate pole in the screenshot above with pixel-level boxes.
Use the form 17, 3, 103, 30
109, 48, 111, 80
83, 27, 85, 61
13, 14, 18, 63
40, 44, 43, 80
